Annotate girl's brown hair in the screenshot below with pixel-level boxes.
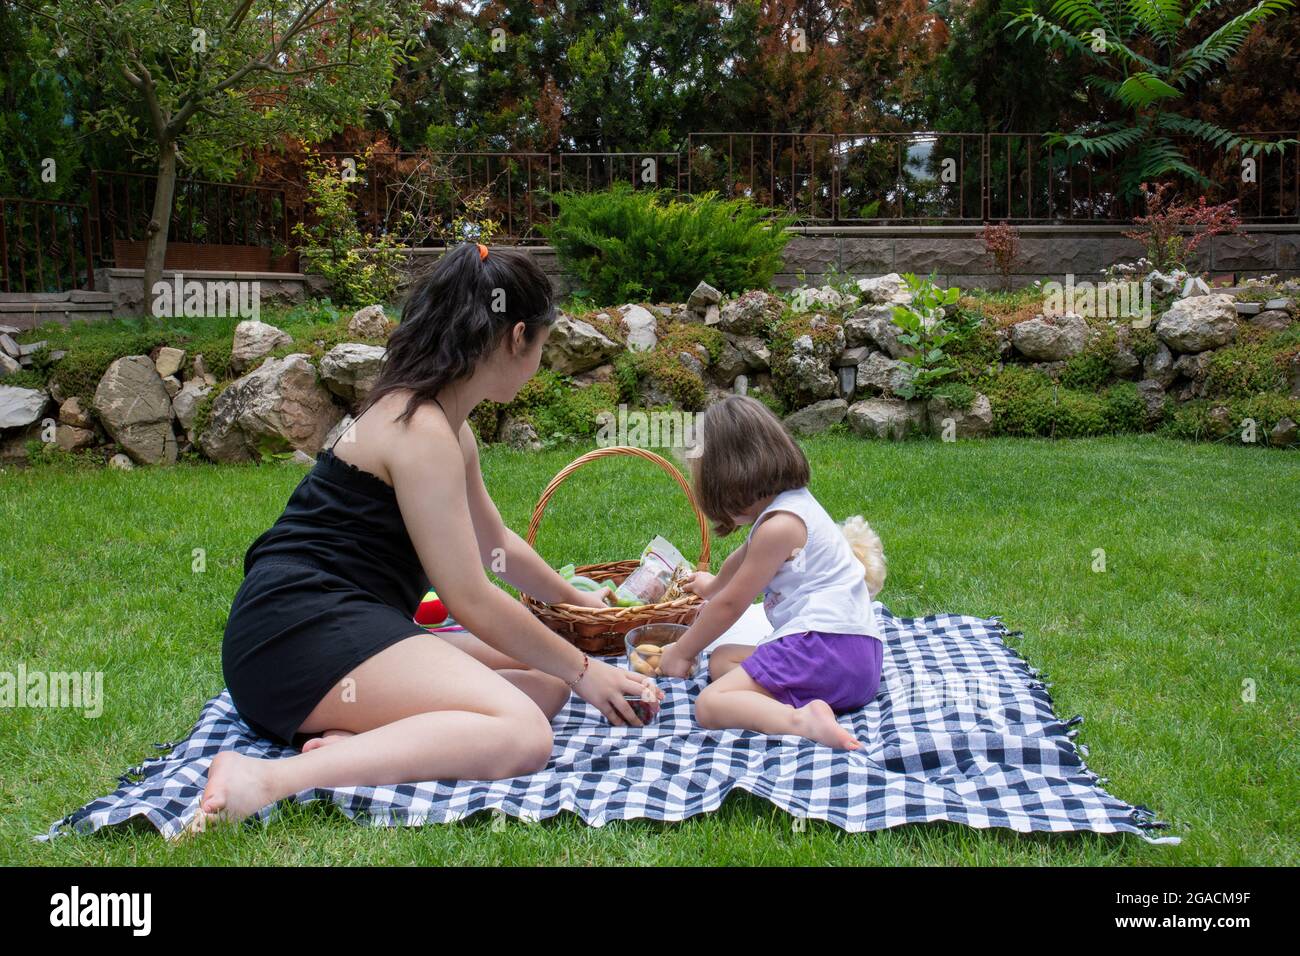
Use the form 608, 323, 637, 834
689, 395, 810, 537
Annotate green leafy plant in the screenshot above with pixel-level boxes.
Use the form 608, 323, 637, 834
890, 274, 973, 399
293, 149, 410, 308
1007, 0, 1297, 195
542, 182, 796, 305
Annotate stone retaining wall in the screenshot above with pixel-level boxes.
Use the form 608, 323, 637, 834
408, 225, 1300, 299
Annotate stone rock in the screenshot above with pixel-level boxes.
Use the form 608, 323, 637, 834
717, 290, 782, 336
710, 340, 748, 383
0, 385, 48, 429
723, 333, 771, 371
855, 272, 911, 305
619, 304, 659, 351
0, 333, 20, 358
193, 353, 217, 386
1010, 312, 1090, 361
792, 285, 858, 313
198, 354, 342, 463
1270, 416, 1298, 447
844, 302, 910, 356
347, 304, 391, 339
1249, 310, 1293, 332
499, 415, 542, 451
1172, 351, 1212, 388
171, 380, 213, 438
784, 398, 848, 435
290, 449, 315, 466
733, 374, 748, 395
677, 350, 706, 378
572, 363, 615, 388
1265, 297, 1294, 313
92, 356, 176, 465
1135, 380, 1167, 427
1181, 276, 1212, 298
541, 313, 620, 375
154, 346, 186, 379
162, 375, 182, 399
108, 452, 134, 470
847, 397, 927, 440
59, 396, 93, 429
1111, 326, 1141, 379
231, 320, 292, 373
0, 352, 21, 378
703, 304, 721, 326
1208, 405, 1232, 429
1143, 341, 1178, 388
55, 423, 96, 452
1234, 300, 1263, 316
927, 393, 992, 439
1289, 354, 1300, 399
855, 350, 913, 397
1156, 294, 1238, 353
687, 281, 721, 314
779, 330, 843, 406
320, 343, 386, 405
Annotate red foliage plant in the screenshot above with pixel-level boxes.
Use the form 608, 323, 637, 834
981, 221, 1020, 289
1123, 182, 1243, 273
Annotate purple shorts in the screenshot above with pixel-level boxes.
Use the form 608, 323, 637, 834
740, 631, 883, 713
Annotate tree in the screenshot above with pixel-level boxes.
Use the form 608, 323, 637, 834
19, 0, 415, 296
1006, 0, 1297, 194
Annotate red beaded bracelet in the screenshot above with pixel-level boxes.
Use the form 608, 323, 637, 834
566, 654, 589, 689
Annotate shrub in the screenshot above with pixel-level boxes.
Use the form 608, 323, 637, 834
981, 221, 1021, 290
889, 274, 976, 399
1163, 394, 1300, 444
543, 182, 796, 304
1060, 327, 1117, 390
293, 149, 409, 308
1202, 342, 1289, 398
981, 365, 1144, 437
1123, 181, 1243, 273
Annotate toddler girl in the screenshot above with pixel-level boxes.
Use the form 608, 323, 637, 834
657, 395, 886, 749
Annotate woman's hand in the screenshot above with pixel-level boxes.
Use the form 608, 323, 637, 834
681, 570, 717, 599
657, 643, 696, 679
574, 658, 662, 726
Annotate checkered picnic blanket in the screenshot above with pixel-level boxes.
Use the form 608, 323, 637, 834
41, 608, 1177, 843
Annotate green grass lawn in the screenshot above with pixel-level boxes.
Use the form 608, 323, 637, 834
1, 433, 1296, 865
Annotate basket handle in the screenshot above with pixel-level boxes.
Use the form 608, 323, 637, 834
526, 446, 711, 571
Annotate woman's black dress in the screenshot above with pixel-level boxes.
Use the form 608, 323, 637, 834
222, 412, 431, 747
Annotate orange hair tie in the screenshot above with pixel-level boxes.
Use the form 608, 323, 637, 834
477, 243, 488, 260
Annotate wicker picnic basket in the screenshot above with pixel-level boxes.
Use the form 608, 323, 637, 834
520, 445, 712, 655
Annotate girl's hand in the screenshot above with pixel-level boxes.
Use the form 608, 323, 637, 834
681, 570, 717, 599
565, 588, 611, 610
574, 658, 661, 726
657, 643, 696, 679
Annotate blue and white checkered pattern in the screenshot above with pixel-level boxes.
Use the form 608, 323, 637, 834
41, 608, 1178, 843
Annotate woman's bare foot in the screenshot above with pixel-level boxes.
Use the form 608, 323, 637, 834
179, 751, 278, 838
792, 700, 861, 750
300, 729, 356, 753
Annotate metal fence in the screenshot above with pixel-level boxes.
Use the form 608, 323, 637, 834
2, 129, 1295, 293
89, 169, 291, 267
0, 197, 94, 294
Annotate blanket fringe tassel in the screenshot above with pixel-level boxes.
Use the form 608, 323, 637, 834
989, 616, 1180, 846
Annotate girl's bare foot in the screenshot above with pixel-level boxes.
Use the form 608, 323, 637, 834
301, 729, 356, 753
792, 700, 861, 750
179, 751, 278, 838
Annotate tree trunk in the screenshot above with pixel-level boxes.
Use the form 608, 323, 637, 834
142, 141, 178, 311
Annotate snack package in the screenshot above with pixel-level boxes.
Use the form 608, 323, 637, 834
614, 535, 689, 607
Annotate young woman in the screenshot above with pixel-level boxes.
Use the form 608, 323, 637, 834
197, 242, 655, 831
